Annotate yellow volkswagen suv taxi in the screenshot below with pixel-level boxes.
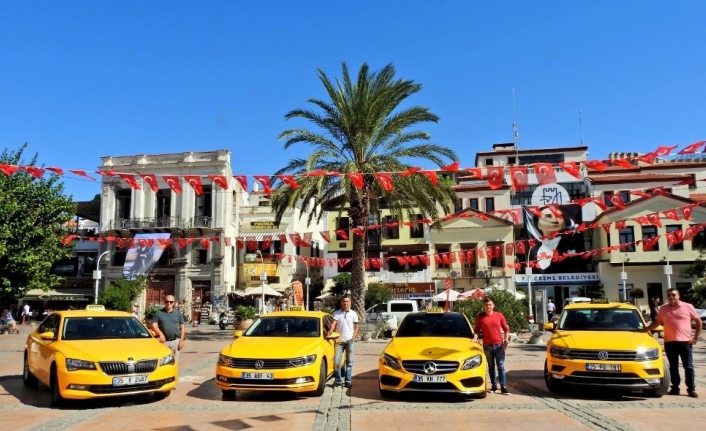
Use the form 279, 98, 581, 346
378, 308, 487, 398
544, 299, 668, 397
215, 307, 340, 398
23, 305, 178, 406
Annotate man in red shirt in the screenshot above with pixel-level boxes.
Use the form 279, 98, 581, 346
647, 288, 702, 398
472, 297, 511, 394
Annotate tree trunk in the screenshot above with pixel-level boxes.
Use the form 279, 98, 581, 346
348, 187, 371, 323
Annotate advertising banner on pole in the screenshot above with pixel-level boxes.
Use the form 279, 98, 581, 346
292, 281, 304, 306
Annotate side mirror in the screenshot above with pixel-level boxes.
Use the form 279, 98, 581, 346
39, 331, 55, 341
326, 331, 340, 340
233, 330, 244, 338
543, 323, 556, 332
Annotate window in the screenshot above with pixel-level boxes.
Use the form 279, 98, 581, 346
619, 227, 635, 252
693, 225, 706, 250
485, 158, 493, 166
157, 247, 176, 266
231, 246, 235, 267
410, 214, 424, 238
193, 246, 208, 265
469, 198, 479, 210
116, 189, 131, 220
335, 217, 350, 240
383, 216, 399, 239
38, 314, 60, 338
507, 156, 516, 165
488, 242, 504, 268
618, 284, 634, 302
485, 198, 495, 212
390, 303, 414, 313
195, 185, 212, 217
113, 250, 127, 266
460, 244, 477, 277
666, 225, 684, 250
688, 174, 697, 190
518, 154, 564, 165
620, 191, 630, 204
435, 245, 450, 269
603, 191, 614, 207
641, 226, 659, 252
156, 189, 171, 218
676, 282, 693, 302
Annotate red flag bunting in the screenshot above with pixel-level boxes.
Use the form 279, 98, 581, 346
234, 175, 248, 190
582, 160, 607, 172
375, 172, 393, 191
347, 173, 363, 189
185, 175, 203, 195
680, 203, 697, 221
486, 166, 504, 189
441, 161, 460, 172
320, 231, 331, 243
253, 176, 271, 194
663, 208, 680, 221
534, 163, 557, 185
646, 212, 663, 228
654, 145, 678, 156
140, 174, 159, 192
118, 174, 141, 190
22, 166, 45, 178
0, 164, 19, 176
46, 166, 64, 176
559, 162, 582, 179
509, 166, 529, 191
638, 153, 657, 164
611, 158, 634, 169
163, 175, 183, 194
208, 175, 229, 190
398, 166, 422, 177
277, 174, 300, 189
335, 229, 349, 240
465, 167, 484, 179
69, 169, 96, 180
678, 140, 706, 155
421, 170, 438, 186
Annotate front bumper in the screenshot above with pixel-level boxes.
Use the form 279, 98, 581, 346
215, 363, 319, 393
378, 362, 487, 395
546, 357, 665, 390
57, 366, 177, 399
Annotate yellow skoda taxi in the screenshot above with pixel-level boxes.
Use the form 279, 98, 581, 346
544, 299, 669, 397
215, 307, 340, 398
23, 305, 178, 405
378, 308, 487, 398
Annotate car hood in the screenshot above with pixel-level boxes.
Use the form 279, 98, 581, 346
385, 337, 482, 360
552, 331, 657, 350
56, 338, 172, 361
223, 336, 322, 358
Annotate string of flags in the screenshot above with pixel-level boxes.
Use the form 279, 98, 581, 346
1, 141, 704, 195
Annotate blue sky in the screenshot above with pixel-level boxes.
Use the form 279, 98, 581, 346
1, 2, 705, 201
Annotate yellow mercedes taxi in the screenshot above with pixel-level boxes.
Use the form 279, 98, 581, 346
215, 307, 340, 398
23, 305, 178, 406
378, 308, 487, 398
544, 299, 668, 397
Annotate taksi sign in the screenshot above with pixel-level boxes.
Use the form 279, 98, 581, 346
514, 273, 600, 285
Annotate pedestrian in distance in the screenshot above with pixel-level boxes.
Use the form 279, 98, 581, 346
547, 299, 556, 321
646, 288, 702, 398
327, 295, 359, 389
151, 295, 185, 363
21, 304, 30, 325
472, 297, 511, 395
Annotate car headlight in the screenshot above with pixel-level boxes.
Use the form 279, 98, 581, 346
382, 353, 401, 370
461, 354, 483, 370
289, 355, 317, 367
635, 347, 659, 361
160, 354, 175, 366
66, 358, 96, 371
218, 354, 233, 366
549, 344, 572, 359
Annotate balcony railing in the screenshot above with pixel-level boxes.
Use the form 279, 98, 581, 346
105, 216, 215, 231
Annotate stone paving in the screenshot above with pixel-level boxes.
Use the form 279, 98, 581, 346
0, 324, 704, 431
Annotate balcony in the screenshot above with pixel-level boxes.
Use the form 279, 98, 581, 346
105, 216, 214, 231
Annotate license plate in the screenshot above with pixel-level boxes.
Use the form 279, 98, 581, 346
112, 375, 149, 386
413, 375, 447, 383
586, 363, 621, 371
242, 372, 274, 380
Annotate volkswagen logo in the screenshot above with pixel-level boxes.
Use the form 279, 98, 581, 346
597, 351, 609, 360
254, 360, 265, 369
423, 362, 437, 375
127, 357, 134, 363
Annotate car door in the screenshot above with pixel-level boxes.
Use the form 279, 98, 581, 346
33, 314, 60, 384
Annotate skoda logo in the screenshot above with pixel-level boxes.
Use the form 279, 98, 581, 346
423, 362, 437, 375
597, 351, 609, 360
254, 360, 265, 369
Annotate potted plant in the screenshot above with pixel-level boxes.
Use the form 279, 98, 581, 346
234, 305, 257, 330
143, 306, 161, 326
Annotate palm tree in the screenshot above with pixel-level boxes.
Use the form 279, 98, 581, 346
270, 63, 458, 321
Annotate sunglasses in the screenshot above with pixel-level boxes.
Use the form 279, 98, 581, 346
667, 294, 678, 297
166, 301, 175, 303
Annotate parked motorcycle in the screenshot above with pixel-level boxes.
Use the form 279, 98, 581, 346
218, 312, 229, 330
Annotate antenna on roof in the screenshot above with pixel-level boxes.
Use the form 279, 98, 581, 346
579, 110, 584, 145
512, 88, 519, 148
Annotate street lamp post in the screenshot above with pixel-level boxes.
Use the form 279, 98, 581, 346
256, 250, 267, 314
92, 251, 111, 304
305, 263, 311, 311
665, 246, 673, 291
621, 254, 629, 302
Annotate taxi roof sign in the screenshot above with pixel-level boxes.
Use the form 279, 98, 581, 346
590, 298, 610, 304
288, 306, 304, 311
426, 307, 445, 314
85, 304, 106, 311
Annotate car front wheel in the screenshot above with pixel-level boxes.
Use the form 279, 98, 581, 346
642, 361, 671, 397
23, 352, 38, 388
544, 361, 563, 394
51, 367, 65, 407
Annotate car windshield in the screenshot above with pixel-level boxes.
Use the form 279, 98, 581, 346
558, 308, 645, 331
395, 313, 472, 338
62, 317, 152, 340
244, 317, 320, 337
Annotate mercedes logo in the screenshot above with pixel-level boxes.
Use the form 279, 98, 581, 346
254, 360, 265, 369
423, 362, 437, 375
597, 351, 609, 360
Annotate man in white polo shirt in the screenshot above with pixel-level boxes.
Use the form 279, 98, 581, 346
327, 295, 359, 388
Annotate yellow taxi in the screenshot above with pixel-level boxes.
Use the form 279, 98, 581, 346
23, 305, 178, 405
544, 299, 668, 397
378, 308, 487, 398
215, 307, 340, 398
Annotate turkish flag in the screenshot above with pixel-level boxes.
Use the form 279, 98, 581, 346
486, 166, 504, 189
509, 166, 529, 191
253, 175, 272, 194
464, 167, 484, 179
399, 166, 422, 177
246, 237, 258, 251
684, 226, 697, 241
602, 223, 612, 233
663, 208, 680, 221
505, 243, 515, 256
208, 175, 229, 190
647, 212, 663, 228
633, 216, 650, 225
335, 229, 349, 240
631, 190, 651, 199
680, 203, 697, 221
278, 233, 288, 244
375, 172, 394, 191
140, 174, 159, 192
277, 175, 300, 189
592, 197, 609, 211
642, 236, 660, 251
420, 255, 430, 266
184, 175, 204, 195
465, 250, 475, 263
638, 153, 657, 164
163, 175, 183, 194
608, 193, 626, 209
615, 220, 627, 230
347, 173, 363, 189
559, 162, 582, 179
262, 235, 272, 250
678, 140, 706, 155
534, 163, 557, 185
515, 241, 526, 254
665, 231, 679, 247
654, 145, 678, 156
421, 170, 439, 186
319, 231, 331, 243
477, 247, 485, 259
442, 161, 460, 172
611, 158, 634, 169
233, 175, 248, 191
118, 174, 141, 190
236, 238, 244, 249
582, 160, 608, 172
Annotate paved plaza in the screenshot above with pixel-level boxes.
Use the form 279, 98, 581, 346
1, 325, 704, 431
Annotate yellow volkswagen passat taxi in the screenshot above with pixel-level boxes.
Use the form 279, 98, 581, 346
378, 308, 487, 398
544, 299, 668, 397
23, 305, 177, 406
215, 307, 340, 398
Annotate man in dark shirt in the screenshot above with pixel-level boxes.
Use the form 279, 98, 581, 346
152, 295, 185, 362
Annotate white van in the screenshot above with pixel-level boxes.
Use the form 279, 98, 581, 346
365, 300, 419, 331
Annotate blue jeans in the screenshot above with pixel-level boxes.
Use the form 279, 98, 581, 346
483, 344, 506, 389
334, 340, 354, 385
664, 341, 695, 391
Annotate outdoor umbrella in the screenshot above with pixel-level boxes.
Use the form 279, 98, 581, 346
244, 285, 283, 297
433, 290, 460, 302
458, 288, 486, 300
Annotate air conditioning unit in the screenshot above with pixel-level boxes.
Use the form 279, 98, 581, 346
475, 269, 487, 279
450, 270, 459, 279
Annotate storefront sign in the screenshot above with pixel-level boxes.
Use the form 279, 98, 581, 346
384, 282, 434, 295
514, 273, 600, 285
243, 263, 278, 277
393, 293, 432, 299
250, 221, 279, 230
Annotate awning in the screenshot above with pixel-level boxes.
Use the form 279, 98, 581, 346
239, 232, 287, 241
244, 285, 283, 297
267, 283, 291, 292
23, 288, 95, 301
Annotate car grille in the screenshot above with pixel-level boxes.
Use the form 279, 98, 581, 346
401, 360, 459, 375
565, 349, 639, 361
222, 358, 296, 369
86, 377, 175, 394
564, 372, 645, 386
405, 382, 457, 391
99, 360, 158, 376
218, 377, 310, 385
